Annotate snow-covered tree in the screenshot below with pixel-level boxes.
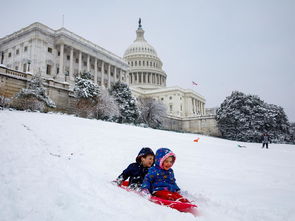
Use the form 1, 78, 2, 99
74, 72, 100, 118
94, 88, 120, 121
138, 97, 167, 128
74, 72, 100, 99
110, 82, 139, 123
0, 96, 10, 109
216, 91, 293, 143
11, 75, 55, 111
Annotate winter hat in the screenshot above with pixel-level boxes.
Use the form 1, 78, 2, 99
136, 147, 155, 163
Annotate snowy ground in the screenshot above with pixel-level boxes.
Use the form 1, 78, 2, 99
1, 110, 295, 221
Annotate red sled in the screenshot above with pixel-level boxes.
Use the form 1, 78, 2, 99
118, 181, 198, 216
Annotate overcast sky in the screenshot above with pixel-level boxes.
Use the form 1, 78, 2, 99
1, 0, 294, 121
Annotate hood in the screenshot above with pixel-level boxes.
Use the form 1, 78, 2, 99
155, 148, 176, 169
136, 147, 155, 163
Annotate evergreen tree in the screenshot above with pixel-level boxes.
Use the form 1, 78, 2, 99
73, 72, 100, 118
110, 82, 139, 123
216, 91, 293, 143
74, 72, 100, 99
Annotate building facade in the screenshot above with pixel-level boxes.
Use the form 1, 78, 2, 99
0, 22, 129, 90
123, 21, 206, 119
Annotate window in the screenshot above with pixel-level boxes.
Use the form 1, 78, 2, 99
83, 62, 87, 66
23, 63, 27, 72
58, 51, 60, 56
76, 58, 79, 63
161, 98, 164, 101
67, 55, 70, 60
46, 64, 52, 75
139, 61, 141, 66
169, 96, 172, 100
48, 47, 52, 53
24, 46, 28, 52
15, 66, 18, 70
170, 105, 173, 112
8, 52, 11, 57
16, 49, 19, 55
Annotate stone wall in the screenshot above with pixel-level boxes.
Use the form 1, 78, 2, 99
0, 66, 31, 97
0, 66, 73, 112
163, 115, 221, 137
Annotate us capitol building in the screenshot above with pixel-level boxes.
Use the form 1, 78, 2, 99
0, 20, 219, 135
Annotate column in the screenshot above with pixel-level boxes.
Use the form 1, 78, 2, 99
87, 54, 90, 72
78, 51, 82, 76
101, 61, 104, 87
114, 67, 117, 82
69, 47, 74, 81
202, 103, 205, 115
59, 44, 64, 81
94, 58, 98, 84
107, 64, 111, 88
118, 69, 122, 82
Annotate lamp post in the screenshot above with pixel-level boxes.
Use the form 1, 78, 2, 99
27, 60, 31, 72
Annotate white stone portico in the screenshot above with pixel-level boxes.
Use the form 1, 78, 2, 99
124, 20, 206, 119
0, 22, 129, 90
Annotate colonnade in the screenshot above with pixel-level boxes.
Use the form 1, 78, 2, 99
192, 98, 205, 115
58, 43, 126, 88
129, 72, 165, 86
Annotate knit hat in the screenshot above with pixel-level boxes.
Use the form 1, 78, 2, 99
136, 147, 155, 163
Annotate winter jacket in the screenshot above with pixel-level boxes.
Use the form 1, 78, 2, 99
117, 162, 149, 187
141, 148, 180, 194
262, 134, 271, 144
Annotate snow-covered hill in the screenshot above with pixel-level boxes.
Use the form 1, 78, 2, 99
1, 110, 295, 221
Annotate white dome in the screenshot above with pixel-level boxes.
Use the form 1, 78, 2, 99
124, 41, 157, 57
123, 20, 167, 89
124, 28, 158, 57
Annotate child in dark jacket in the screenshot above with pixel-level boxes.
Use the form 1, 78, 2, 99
141, 148, 189, 202
115, 147, 155, 189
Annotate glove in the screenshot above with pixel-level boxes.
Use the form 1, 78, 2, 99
113, 176, 124, 186
140, 188, 151, 199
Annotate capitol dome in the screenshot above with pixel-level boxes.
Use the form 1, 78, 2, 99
124, 19, 166, 89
